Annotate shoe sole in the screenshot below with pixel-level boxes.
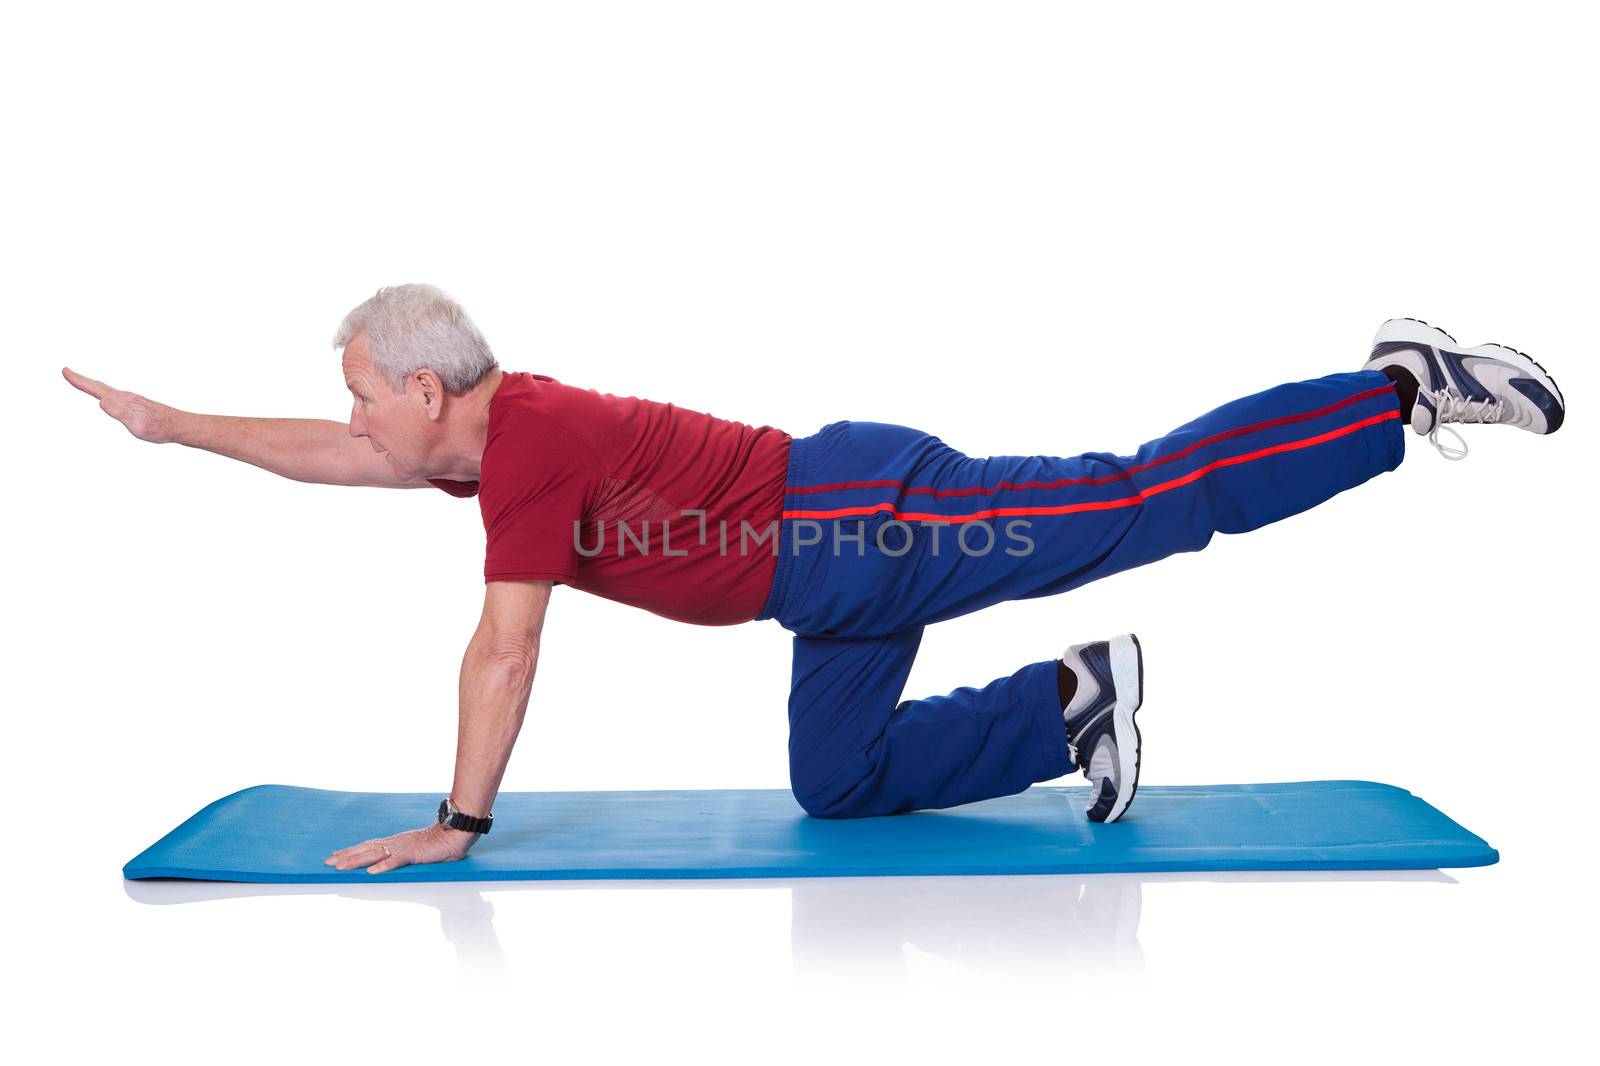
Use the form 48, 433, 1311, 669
1372, 318, 1565, 430
1102, 633, 1144, 824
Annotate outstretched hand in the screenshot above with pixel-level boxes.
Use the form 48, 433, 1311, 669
61, 367, 184, 444
324, 823, 480, 875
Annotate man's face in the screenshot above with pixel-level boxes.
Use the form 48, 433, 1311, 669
342, 333, 432, 479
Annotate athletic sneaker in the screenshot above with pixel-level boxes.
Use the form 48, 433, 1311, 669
1365, 317, 1565, 460
1060, 633, 1144, 824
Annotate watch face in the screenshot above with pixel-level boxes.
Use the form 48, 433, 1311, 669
438, 799, 450, 823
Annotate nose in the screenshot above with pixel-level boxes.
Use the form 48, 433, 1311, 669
349, 401, 367, 438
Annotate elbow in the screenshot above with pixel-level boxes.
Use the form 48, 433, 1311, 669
483, 637, 539, 683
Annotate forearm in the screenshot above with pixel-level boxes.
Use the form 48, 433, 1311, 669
173, 411, 370, 485
450, 635, 539, 818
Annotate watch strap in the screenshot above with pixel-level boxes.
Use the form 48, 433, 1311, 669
438, 798, 493, 835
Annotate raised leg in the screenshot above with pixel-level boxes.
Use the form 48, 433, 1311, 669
769, 370, 1405, 638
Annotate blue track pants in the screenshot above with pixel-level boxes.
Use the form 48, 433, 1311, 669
754, 371, 1406, 818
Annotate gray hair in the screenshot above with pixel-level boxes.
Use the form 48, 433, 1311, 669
332, 284, 498, 396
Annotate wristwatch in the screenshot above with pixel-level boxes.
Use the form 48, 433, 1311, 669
438, 797, 493, 835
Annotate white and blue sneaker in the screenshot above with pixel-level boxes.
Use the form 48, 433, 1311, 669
1061, 633, 1144, 824
1365, 317, 1565, 460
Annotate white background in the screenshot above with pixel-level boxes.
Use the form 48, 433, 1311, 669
6, 1, 1596, 1061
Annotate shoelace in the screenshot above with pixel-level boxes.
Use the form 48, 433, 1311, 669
1425, 387, 1505, 461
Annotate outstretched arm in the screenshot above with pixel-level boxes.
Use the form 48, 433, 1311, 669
61, 366, 430, 488
325, 580, 551, 874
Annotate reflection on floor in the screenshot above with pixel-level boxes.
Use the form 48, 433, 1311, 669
125, 869, 1453, 981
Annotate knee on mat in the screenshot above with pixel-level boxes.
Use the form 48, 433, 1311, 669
791, 763, 916, 819
791, 780, 849, 819
794, 795, 844, 819
794, 785, 913, 820
789, 758, 865, 819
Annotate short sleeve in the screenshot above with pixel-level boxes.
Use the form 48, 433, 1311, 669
478, 413, 597, 584
426, 478, 480, 498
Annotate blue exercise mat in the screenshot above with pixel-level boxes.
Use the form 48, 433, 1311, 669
122, 781, 1497, 883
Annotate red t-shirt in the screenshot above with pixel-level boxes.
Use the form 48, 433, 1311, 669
428, 372, 790, 626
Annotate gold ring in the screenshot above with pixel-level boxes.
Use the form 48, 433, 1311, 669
381, 845, 391, 859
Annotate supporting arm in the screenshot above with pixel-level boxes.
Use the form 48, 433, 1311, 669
448, 580, 552, 820
325, 580, 553, 875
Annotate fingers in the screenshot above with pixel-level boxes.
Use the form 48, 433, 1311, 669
61, 367, 113, 399
322, 826, 469, 875
324, 838, 401, 873
366, 849, 407, 875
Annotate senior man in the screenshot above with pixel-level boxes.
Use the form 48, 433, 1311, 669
63, 284, 1565, 874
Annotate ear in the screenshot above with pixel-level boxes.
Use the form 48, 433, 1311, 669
413, 368, 448, 421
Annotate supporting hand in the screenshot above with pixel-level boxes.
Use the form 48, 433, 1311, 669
62, 367, 186, 444
324, 823, 480, 875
